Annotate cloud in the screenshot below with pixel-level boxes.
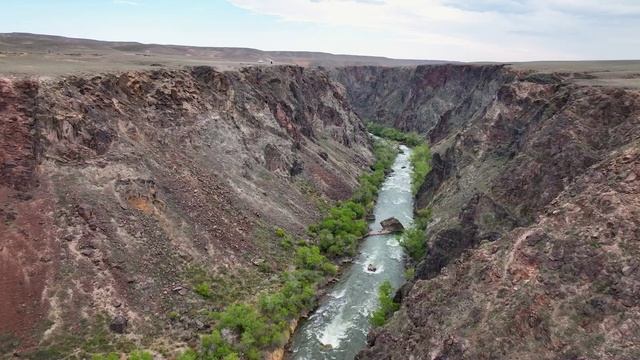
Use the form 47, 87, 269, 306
443, 0, 532, 14
544, 0, 640, 16
227, 0, 640, 61
113, 0, 140, 5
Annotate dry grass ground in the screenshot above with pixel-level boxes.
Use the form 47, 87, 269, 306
0, 32, 445, 77
509, 60, 640, 89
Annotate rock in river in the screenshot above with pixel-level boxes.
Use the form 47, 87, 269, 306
380, 217, 404, 233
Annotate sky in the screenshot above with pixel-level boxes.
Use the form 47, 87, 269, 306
1, 0, 639, 62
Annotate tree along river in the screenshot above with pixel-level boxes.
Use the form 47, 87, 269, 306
288, 145, 413, 360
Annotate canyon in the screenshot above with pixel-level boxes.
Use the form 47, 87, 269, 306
337, 64, 640, 360
1, 34, 640, 359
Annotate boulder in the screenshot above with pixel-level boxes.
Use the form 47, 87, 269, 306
289, 159, 304, 176
380, 217, 404, 233
109, 315, 128, 334
321, 343, 333, 350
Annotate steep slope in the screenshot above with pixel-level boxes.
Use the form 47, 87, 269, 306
336, 64, 640, 359
361, 144, 640, 360
0, 66, 372, 355
333, 64, 513, 133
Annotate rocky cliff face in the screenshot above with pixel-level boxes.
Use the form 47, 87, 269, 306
0, 66, 372, 354
333, 64, 513, 133
337, 65, 640, 359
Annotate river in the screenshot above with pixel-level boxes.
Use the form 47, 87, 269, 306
288, 145, 413, 360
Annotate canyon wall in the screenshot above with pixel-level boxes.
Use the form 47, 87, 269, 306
336, 65, 640, 359
0, 66, 372, 354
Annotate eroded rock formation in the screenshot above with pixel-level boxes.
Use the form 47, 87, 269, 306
0, 66, 372, 353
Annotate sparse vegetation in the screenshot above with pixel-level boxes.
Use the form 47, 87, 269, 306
176, 349, 199, 360
168, 311, 179, 320
0, 333, 20, 355
415, 207, 432, 228
92, 353, 120, 360
92, 350, 152, 360
185, 264, 286, 310
129, 350, 154, 360
370, 280, 400, 327
295, 178, 331, 214
194, 282, 213, 299
404, 267, 415, 280
22, 314, 138, 360
274, 227, 286, 238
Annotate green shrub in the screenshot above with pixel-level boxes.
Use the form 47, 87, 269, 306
274, 227, 297, 249
200, 329, 238, 359
92, 353, 119, 360
194, 269, 322, 360
313, 201, 369, 257
321, 261, 338, 275
410, 144, 431, 194
399, 225, 426, 262
194, 282, 212, 299
129, 351, 153, 360
415, 207, 432, 228
210, 303, 287, 360
370, 280, 400, 326
404, 267, 415, 280
176, 349, 198, 360
295, 246, 336, 275
399, 207, 431, 263
279, 237, 293, 249
168, 311, 179, 320
93, 351, 151, 360
274, 227, 286, 238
